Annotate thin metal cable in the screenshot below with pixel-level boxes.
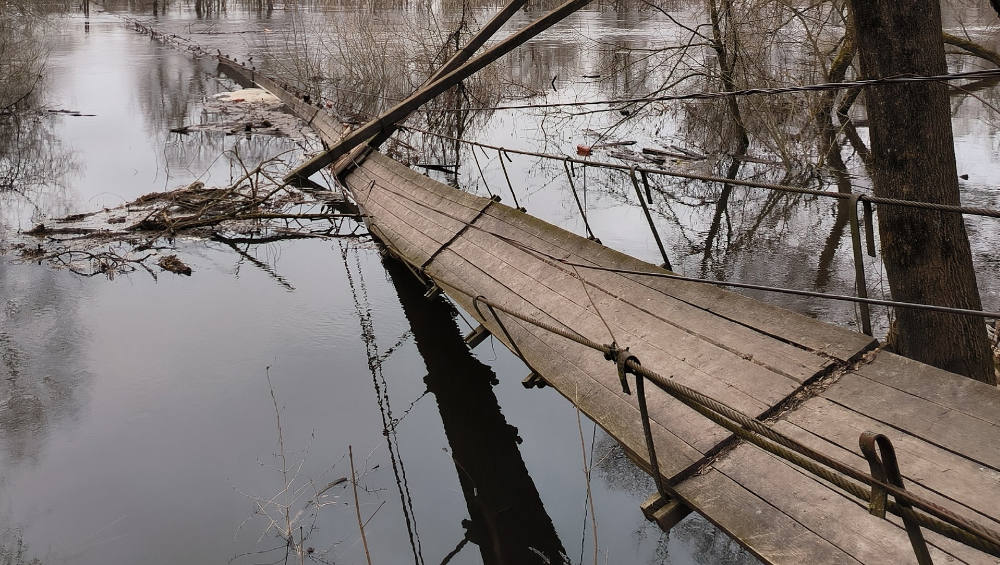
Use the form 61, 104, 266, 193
571, 263, 617, 345
425, 67, 1000, 112
402, 125, 1000, 219
363, 179, 1000, 320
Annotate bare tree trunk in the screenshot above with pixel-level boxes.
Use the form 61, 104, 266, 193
849, 0, 995, 383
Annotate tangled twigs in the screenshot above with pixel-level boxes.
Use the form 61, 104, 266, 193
12, 148, 367, 279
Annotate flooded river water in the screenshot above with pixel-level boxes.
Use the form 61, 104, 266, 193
1, 1, 998, 563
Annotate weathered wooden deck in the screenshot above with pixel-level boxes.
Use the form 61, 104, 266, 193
219, 57, 1000, 565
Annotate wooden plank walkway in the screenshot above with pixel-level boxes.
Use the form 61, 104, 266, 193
218, 57, 1000, 565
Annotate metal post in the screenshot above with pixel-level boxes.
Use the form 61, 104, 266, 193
629, 167, 673, 271
848, 193, 873, 335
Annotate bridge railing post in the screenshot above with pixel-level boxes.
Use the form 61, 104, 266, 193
848, 193, 874, 336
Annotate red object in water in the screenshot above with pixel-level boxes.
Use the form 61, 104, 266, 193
232, 98, 245, 103
576, 144, 592, 156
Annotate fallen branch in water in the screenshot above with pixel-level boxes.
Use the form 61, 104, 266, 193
12, 146, 368, 279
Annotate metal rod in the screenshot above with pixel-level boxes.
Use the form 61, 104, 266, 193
860, 433, 933, 565
474, 296, 541, 377
641, 170, 653, 205
635, 374, 668, 499
470, 148, 495, 198
848, 193, 873, 335
629, 167, 672, 271
563, 161, 598, 241
498, 149, 523, 210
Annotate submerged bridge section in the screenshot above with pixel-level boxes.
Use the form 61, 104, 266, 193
214, 56, 1000, 565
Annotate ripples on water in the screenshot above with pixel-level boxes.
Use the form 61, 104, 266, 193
0, 1, 997, 563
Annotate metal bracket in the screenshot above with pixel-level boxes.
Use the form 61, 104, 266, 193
423, 283, 440, 299
463, 324, 491, 349
641, 493, 691, 532
604, 343, 640, 395
860, 432, 933, 565
522, 372, 547, 389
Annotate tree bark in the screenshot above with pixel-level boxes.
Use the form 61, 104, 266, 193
849, 0, 995, 383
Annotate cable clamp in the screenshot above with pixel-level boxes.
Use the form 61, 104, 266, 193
604, 342, 640, 395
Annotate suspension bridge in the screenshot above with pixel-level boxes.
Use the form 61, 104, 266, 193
116, 10, 1000, 562
199, 54, 1000, 565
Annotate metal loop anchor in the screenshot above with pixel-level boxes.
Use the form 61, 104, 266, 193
605, 342, 640, 395
859, 431, 933, 565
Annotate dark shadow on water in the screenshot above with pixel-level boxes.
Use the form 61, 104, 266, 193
384, 257, 568, 565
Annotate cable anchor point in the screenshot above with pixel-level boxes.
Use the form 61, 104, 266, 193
605, 342, 640, 394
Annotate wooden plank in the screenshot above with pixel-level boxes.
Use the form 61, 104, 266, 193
426, 246, 732, 456
854, 352, 1000, 427
785, 397, 1000, 529
359, 193, 455, 266
477, 206, 839, 381
446, 226, 803, 429
674, 468, 861, 564
364, 179, 473, 239
480, 205, 877, 362
352, 153, 486, 218
429, 255, 707, 480
702, 443, 969, 564
771, 418, 1000, 564
823, 372, 1000, 471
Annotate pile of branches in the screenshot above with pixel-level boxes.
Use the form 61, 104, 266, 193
12, 152, 365, 278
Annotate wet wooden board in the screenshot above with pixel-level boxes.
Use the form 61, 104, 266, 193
851, 351, 1000, 427
674, 467, 861, 564
338, 152, 920, 564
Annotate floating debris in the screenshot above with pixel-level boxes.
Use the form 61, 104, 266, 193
158, 254, 192, 276
9, 150, 365, 279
